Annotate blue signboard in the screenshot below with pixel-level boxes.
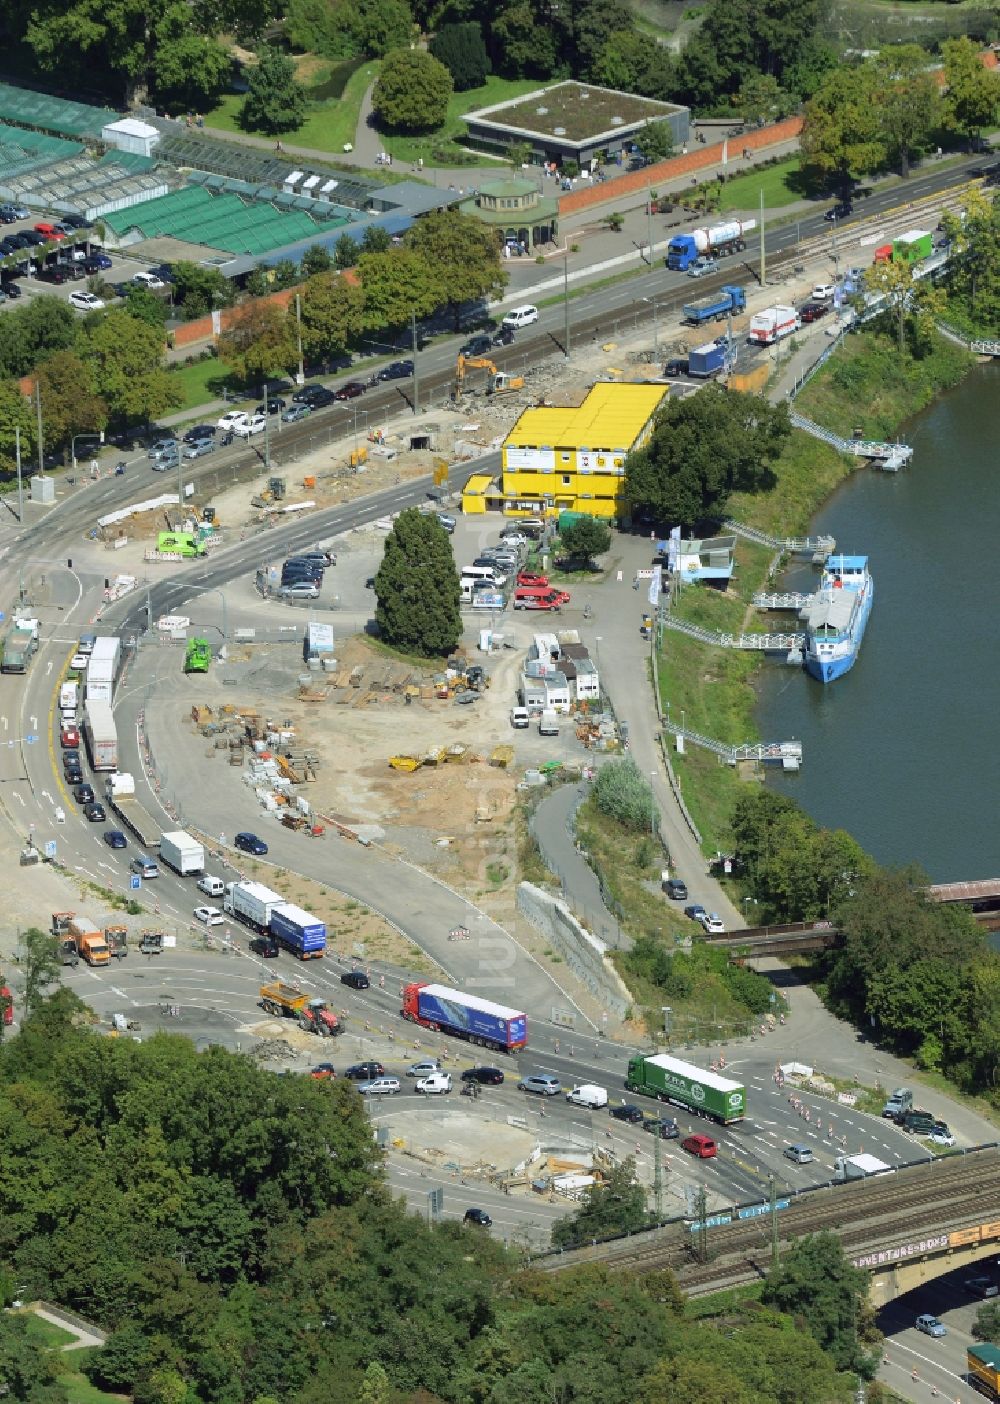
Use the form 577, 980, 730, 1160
44, 840, 57, 859
130, 875, 141, 890
25, 734, 36, 745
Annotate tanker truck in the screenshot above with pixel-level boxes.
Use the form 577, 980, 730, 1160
666, 219, 757, 272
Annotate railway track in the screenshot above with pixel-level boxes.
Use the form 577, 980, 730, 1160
539, 1147, 1000, 1284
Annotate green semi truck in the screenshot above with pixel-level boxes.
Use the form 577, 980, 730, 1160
184, 638, 211, 674
892, 229, 933, 264
625, 1052, 746, 1125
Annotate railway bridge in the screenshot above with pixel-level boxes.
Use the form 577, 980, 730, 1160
538, 1147, 1000, 1308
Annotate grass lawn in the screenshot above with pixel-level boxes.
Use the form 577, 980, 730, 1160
716, 157, 812, 214
167, 355, 244, 412
382, 76, 543, 168
19, 1319, 122, 1404
204, 59, 378, 159
22, 1314, 77, 1349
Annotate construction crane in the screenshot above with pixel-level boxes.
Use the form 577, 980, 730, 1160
455, 355, 525, 397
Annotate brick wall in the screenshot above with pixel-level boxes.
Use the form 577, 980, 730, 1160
558, 116, 804, 216
172, 282, 306, 351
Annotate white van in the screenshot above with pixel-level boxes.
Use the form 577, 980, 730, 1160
59, 681, 78, 712
502, 304, 539, 329
538, 710, 559, 736
566, 1084, 608, 1109
197, 874, 225, 898
461, 565, 505, 587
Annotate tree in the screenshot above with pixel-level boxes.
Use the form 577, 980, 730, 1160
800, 64, 885, 198
35, 350, 107, 452
870, 47, 941, 179
762, 1231, 877, 1374
404, 210, 505, 328
357, 1361, 391, 1404
355, 0, 414, 58
0, 377, 37, 476
361, 226, 392, 255
490, 1, 564, 79
592, 757, 656, 833
552, 1158, 651, 1248
942, 37, 1000, 148
297, 273, 365, 359
559, 514, 611, 568
372, 49, 453, 133
633, 120, 674, 167
357, 249, 442, 331
217, 300, 298, 385
81, 312, 181, 427
0, 1312, 69, 1403
301, 244, 333, 277
20, 927, 63, 1019
334, 233, 361, 270
374, 508, 461, 656
626, 387, 790, 527
430, 22, 490, 91
122, 286, 169, 329
734, 73, 789, 129
863, 257, 918, 352
974, 1300, 1000, 1343
239, 46, 307, 136
19, 0, 273, 108
573, 0, 634, 78
941, 187, 1000, 330
171, 262, 233, 320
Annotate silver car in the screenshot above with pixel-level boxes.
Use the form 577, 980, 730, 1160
357, 1077, 400, 1096
184, 439, 215, 459
279, 582, 320, 600
518, 1073, 562, 1096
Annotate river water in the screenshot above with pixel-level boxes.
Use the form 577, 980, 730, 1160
755, 363, 1000, 883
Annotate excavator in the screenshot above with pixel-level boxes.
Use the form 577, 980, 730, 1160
455, 354, 524, 397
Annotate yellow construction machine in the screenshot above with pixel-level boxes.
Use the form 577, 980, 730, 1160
455, 355, 525, 397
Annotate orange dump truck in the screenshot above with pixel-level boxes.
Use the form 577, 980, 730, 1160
52, 912, 110, 966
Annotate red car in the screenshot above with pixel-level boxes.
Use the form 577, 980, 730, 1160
34, 222, 65, 241
517, 572, 548, 588
334, 381, 366, 400
681, 1133, 717, 1159
61, 726, 80, 748
310, 1063, 337, 1080
1, 984, 12, 1025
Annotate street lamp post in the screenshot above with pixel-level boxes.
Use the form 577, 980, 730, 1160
641, 295, 660, 357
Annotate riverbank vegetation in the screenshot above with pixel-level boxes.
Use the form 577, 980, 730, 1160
0, 992, 875, 1403
731, 790, 1000, 1102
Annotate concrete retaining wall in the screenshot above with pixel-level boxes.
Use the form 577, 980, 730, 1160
517, 881, 632, 1020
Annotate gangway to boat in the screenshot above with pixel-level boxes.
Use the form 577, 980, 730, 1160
753, 591, 814, 611
664, 614, 805, 655
662, 719, 802, 770
936, 319, 1000, 359
723, 519, 835, 558
789, 412, 912, 469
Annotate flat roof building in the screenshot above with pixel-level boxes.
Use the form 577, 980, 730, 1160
464, 81, 689, 171
463, 381, 668, 522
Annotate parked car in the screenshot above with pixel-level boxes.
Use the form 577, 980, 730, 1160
340, 970, 369, 989
663, 878, 688, 900
59, 214, 91, 230
0, 278, 22, 298
310, 1063, 337, 1080
37, 266, 69, 284
698, 912, 725, 934
334, 380, 366, 400
799, 302, 829, 324
103, 830, 127, 849
964, 1277, 999, 1299
407, 1060, 442, 1077
255, 397, 286, 416
463, 1208, 493, 1227
82, 252, 112, 272
232, 415, 267, 438
34, 222, 65, 241
69, 290, 105, 311
132, 271, 165, 289
234, 831, 268, 855
684, 903, 707, 922
929, 1123, 955, 1146
282, 403, 313, 423
0, 205, 17, 223
664, 358, 689, 377
217, 410, 249, 433
279, 582, 320, 600
292, 384, 334, 407
183, 424, 216, 444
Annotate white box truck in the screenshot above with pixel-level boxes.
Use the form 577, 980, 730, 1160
224, 881, 284, 933
748, 305, 800, 345
834, 1153, 893, 1182
159, 830, 205, 876
83, 700, 118, 771
105, 772, 162, 849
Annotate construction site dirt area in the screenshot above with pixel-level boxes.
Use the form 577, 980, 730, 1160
165, 633, 559, 880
